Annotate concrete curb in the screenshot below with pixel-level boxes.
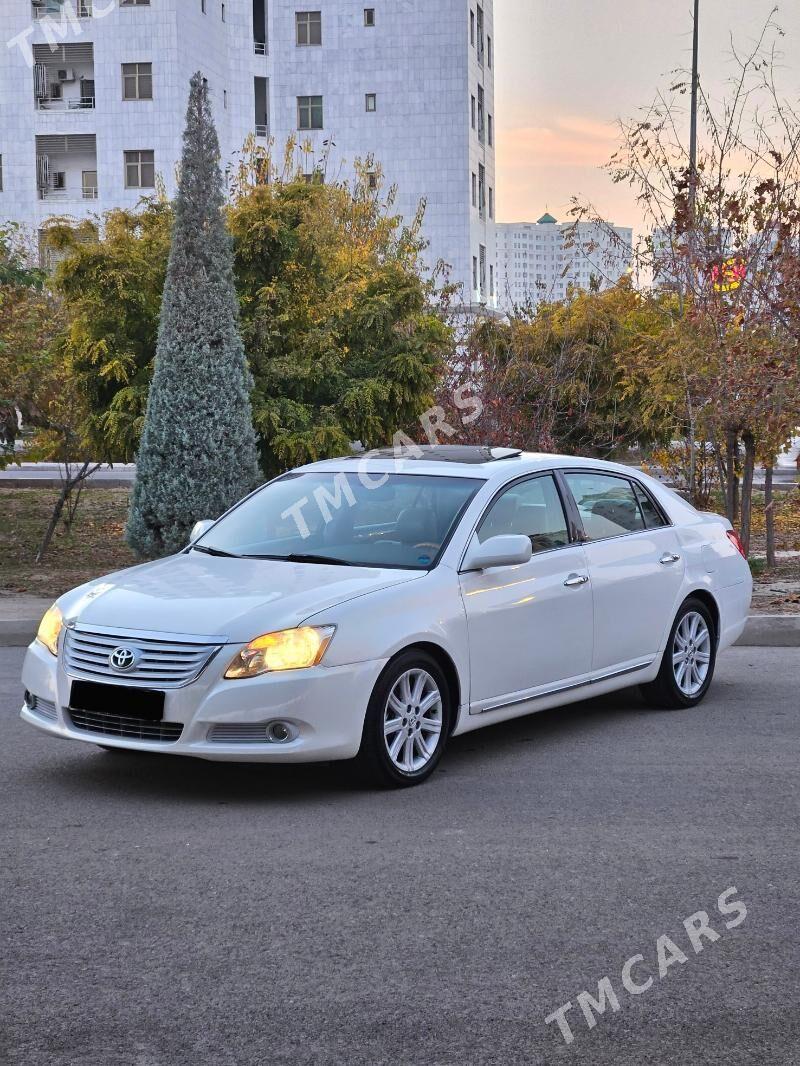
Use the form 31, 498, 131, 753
0, 479, 132, 490
1, 613, 798, 649
734, 614, 800, 648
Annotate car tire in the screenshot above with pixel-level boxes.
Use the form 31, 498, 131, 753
353, 650, 452, 788
640, 597, 717, 709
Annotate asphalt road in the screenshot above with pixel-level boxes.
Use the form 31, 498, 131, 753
1, 645, 798, 1066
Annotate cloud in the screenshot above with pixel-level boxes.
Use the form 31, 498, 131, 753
497, 115, 619, 170
494, 114, 638, 228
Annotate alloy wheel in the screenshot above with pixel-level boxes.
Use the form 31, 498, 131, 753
383, 668, 443, 773
672, 610, 712, 697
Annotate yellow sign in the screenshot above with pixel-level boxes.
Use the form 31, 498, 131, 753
711, 257, 746, 292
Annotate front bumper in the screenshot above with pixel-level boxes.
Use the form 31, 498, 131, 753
20, 639, 386, 762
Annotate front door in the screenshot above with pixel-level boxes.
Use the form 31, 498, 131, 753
561, 471, 685, 673
459, 473, 594, 711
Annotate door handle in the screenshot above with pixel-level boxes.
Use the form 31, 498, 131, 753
564, 572, 589, 588
659, 552, 681, 565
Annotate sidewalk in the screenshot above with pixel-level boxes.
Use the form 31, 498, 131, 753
0, 595, 797, 648
0, 596, 54, 646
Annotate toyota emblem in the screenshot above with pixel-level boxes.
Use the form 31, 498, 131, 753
109, 646, 138, 672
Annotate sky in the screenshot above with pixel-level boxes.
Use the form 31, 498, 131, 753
494, 0, 800, 237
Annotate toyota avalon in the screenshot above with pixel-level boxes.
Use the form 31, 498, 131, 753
21, 446, 752, 787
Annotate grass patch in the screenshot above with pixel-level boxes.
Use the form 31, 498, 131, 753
0, 487, 136, 597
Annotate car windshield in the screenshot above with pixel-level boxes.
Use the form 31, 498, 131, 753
194, 471, 482, 570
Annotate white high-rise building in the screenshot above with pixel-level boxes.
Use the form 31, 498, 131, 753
0, 0, 496, 305
496, 213, 632, 312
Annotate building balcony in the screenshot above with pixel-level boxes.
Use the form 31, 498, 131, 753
33, 42, 94, 114
32, 0, 92, 18
35, 133, 98, 211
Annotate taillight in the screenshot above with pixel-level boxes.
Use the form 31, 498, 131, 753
726, 529, 747, 559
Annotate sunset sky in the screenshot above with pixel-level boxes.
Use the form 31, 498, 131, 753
493, 0, 800, 236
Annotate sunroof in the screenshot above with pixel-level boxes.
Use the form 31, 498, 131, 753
350, 445, 523, 465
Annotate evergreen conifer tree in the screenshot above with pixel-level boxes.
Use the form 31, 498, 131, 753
126, 72, 260, 556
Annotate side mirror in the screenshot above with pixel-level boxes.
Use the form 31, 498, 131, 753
461, 533, 532, 572
189, 519, 215, 544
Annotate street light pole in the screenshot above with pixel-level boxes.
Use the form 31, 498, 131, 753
688, 0, 700, 222
686, 0, 700, 501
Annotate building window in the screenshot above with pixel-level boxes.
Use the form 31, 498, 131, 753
472, 255, 478, 290
0, 155, 3, 192
122, 62, 152, 101
470, 10, 475, 45
120, 0, 151, 5
254, 76, 269, 135
476, 4, 484, 65
478, 164, 485, 218
223, 89, 228, 109
488, 186, 494, 219
365, 92, 376, 112
477, 84, 485, 143
364, 7, 375, 26
490, 264, 494, 297
367, 171, 377, 190
82, 170, 98, 200
487, 34, 493, 68
124, 149, 155, 188
201, 0, 206, 11
470, 95, 476, 130
479, 245, 487, 293
221, 2, 226, 20
471, 172, 477, 208
296, 11, 322, 46
297, 94, 323, 129
488, 113, 493, 146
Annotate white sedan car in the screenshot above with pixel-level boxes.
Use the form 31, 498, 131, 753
21, 446, 752, 787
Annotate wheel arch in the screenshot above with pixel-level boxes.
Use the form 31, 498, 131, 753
383, 641, 463, 735
682, 588, 721, 645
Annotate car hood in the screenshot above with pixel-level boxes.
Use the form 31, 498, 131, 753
58, 551, 425, 643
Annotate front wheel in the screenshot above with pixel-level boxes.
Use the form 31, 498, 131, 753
353, 651, 452, 788
641, 597, 717, 709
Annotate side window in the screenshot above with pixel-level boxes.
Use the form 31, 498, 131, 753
633, 481, 668, 529
477, 474, 570, 553
564, 472, 646, 540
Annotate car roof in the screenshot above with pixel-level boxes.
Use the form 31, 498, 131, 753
296, 445, 649, 484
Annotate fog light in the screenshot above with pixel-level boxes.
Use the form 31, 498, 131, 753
24, 690, 34, 710
267, 721, 293, 743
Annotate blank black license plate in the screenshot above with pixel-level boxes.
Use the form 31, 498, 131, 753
70, 680, 165, 721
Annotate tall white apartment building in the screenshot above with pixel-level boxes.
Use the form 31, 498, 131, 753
496, 213, 632, 312
0, 0, 496, 305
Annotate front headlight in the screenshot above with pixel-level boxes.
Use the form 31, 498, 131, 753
224, 625, 335, 679
36, 604, 63, 656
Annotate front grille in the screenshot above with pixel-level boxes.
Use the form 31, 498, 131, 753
67, 708, 183, 743
64, 627, 221, 688
208, 723, 270, 743
28, 694, 57, 722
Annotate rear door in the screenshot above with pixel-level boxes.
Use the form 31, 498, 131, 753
559, 470, 685, 674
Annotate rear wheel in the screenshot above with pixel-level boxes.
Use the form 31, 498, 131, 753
353, 650, 451, 788
641, 597, 717, 709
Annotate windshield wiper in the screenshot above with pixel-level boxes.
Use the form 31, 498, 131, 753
192, 544, 241, 558
243, 552, 356, 566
